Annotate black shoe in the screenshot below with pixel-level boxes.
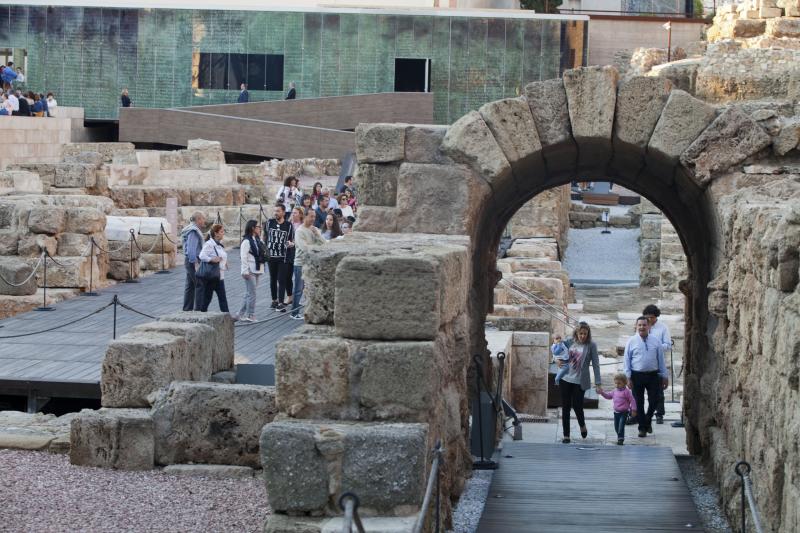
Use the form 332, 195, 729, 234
580, 427, 588, 439
276, 303, 286, 313
617, 438, 624, 445
270, 300, 278, 309
638, 430, 647, 438
625, 416, 637, 425
562, 437, 571, 444
647, 424, 653, 434
656, 415, 664, 425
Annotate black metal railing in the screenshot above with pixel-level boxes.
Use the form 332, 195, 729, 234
735, 461, 764, 533
412, 440, 444, 533
338, 492, 365, 533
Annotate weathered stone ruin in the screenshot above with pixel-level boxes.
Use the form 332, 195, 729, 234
70, 311, 278, 472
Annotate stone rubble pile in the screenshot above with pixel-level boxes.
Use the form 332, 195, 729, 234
70, 311, 277, 471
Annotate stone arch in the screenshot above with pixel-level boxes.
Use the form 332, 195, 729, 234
354, 65, 774, 453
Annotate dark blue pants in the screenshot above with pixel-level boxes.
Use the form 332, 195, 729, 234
201, 278, 229, 313
614, 412, 627, 440
183, 261, 204, 311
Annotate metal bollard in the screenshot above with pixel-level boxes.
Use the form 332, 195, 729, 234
35, 249, 54, 311
156, 224, 170, 274
125, 229, 140, 284
84, 238, 100, 296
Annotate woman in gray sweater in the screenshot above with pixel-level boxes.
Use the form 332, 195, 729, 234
557, 322, 602, 443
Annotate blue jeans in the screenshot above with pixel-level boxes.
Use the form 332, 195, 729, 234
614, 412, 627, 440
554, 361, 570, 384
290, 265, 303, 317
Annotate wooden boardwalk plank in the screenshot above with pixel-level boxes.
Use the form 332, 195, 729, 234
0, 252, 301, 395
476, 442, 702, 533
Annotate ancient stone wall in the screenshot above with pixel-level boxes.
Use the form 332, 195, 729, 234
696, 168, 799, 533
507, 185, 571, 252
659, 217, 688, 294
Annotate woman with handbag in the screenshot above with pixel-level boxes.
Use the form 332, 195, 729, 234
197, 224, 229, 313
237, 220, 265, 322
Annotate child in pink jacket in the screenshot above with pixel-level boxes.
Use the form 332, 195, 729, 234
598, 373, 637, 445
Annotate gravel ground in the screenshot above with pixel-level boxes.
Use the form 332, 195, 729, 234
676, 455, 733, 533
448, 469, 493, 533
563, 227, 641, 282
0, 449, 269, 533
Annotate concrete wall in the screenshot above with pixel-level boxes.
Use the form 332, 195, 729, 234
587, 16, 707, 66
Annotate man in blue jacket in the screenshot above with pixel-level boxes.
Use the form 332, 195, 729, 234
238, 83, 249, 103
180, 212, 206, 311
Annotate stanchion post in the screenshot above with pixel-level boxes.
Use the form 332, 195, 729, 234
112, 294, 118, 339
472, 355, 498, 470
125, 229, 140, 284
258, 202, 263, 227
83, 238, 99, 296
156, 224, 169, 274
35, 250, 54, 311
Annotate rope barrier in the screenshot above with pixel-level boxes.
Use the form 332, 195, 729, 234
234, 304, 305, 327
44, 250, 67, 268
92, 237, 131, 255
0, 251, 44, 287
132, 232, 161, 255
0, 299, 115, 339
160, 224, 178, 245
116, 300, 157, 319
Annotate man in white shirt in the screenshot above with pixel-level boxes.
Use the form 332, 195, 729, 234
644, 304, 672, 424
624, 316, 668, 438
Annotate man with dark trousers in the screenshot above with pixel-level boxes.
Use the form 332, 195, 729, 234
643, 304, 672, 423
264, 204, 294, 312
624, 316, 668, 438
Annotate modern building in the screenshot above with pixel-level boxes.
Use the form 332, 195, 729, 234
0, 3, 586, 123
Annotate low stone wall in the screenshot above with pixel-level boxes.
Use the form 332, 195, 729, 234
569, 202, 640, 229
639, 213, 662, 287
505, 332, 550, 416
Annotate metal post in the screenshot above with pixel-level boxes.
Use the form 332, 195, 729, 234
156, 224, 169, 274
35, 250, 54, 311
736, 462, 749, 533
258, 202, 263, 227
234, 207, 242, 250
112, 294, 118, 339
84, 238, 99, 296
125, 229, 139, 284
669, 342, 676, 402
472, 356, 498, 470
667, 24, 672, 62
435, 450, 441, 533
601, 210, 611, 234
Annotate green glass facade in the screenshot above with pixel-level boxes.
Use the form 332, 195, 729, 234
0, 5, 587, 123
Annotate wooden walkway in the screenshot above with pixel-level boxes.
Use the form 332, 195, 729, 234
0, 252, 301, 399
477, 441, 702, 532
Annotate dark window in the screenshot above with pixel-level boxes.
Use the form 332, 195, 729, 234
394, 58, 430, 93
265, 54, 284, 91
227, 53, 247, 90
196, 52, 285, 91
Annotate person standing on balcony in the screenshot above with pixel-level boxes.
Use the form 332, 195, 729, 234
285, 81, 296, 100
120, 88, 132, 108
238, 83, 249, 103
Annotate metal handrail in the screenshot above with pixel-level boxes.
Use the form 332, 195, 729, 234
504, 281, 580, 328
412, 440, 444, 533
339, 492, 365, 533
735, 461, 764, 533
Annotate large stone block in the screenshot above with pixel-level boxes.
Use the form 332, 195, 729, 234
680, 107, 772, 186
27, 206, 66, 235
261, 420, 427, 514
334, 245, 468, 340
612, 77, 673, 177
109, 187, 145, 209
56, 232, 93, 256
395, 163, 491, 235
478, 98, 543, 183
158, 311, 234, 372
275, 333, 354, 418
131, 321, 215, 381
38, 256, 93, 288
356, 123, 406, 163
64, 207, 106, 235
108, 259, 137, 280
647, 90, 716, 178
524, 78, 576, 178
0, 229, 19, 255
508, 343, 550, 416
0, 257, 38, 296
150, 381, 277, 468
190, 188, 234, 206
354, 163, 398, 207
101, 332, 188, 407
640, 214, 663, 239
54, 163, 97, 189
351, 206, 398, 233
17, 232, 58, 258
404, 124, 450, 164
69, 408, 154, 470
359, 341, 438, 418
441, 111, 513, 201
563, 66, 619, 173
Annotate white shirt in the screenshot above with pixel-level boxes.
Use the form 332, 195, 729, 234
624, 334, 667, 379
327, 196, 339, 210
198, 239, 228, 280
649, 320, 672, 351
8, 94, 18, 111
47, 97, 57, 115
340, 204, 354, 219
16, 72, 24, 83
239, 237, 264, 276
